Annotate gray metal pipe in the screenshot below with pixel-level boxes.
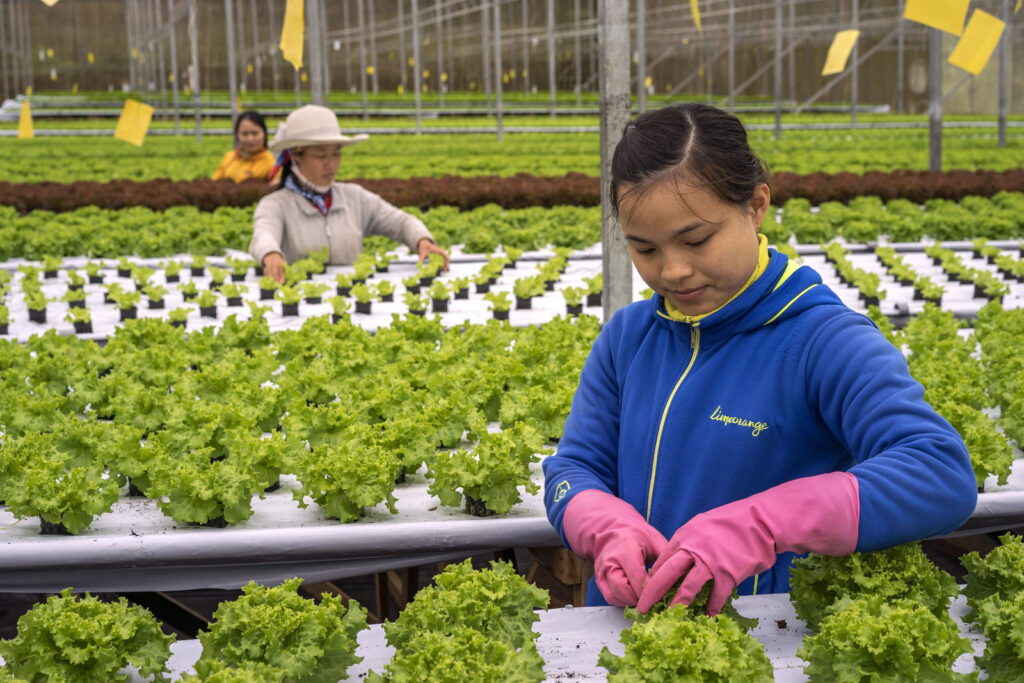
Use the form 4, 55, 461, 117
928, 27, 942, 171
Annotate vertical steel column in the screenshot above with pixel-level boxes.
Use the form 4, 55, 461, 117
435, 0, 443, 105
547, 0, 555, 117
340, 0, 351, 92
522, 0, 529, 96
0, 0, 8, 100
788, 0, 795, 103
225, 0, 240, 117
636, 0, 646, 113
897, 0, 904, 114
928, 28, 942, 171
155, 0, 169, 120
169, 0, 181, 132
481, 2, 492, 113
774, 0, 782, 139
574, 0, 581, 105
367, 0, 378, 94
307, 0, 324, 104
599, 0, 631, 321
998, 0, 1009, 147
412, 0, 422, 132
235, 0, 246, 94
704, 14, 712, 103
495, 0, 503, 141
7, 0, 19, 96
357, 0, 368, 118
727, 0, 735, 113
188, 0, 202, 141
250, 0, 262, 96
446, 6, 454, 92
268, 0, 281, 95
398, 0, 407, 92
851, 0, 858, 126
126, 0, 137, 91
319, 0, 331, 103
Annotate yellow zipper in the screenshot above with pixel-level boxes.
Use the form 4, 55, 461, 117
645, 324, 701, 521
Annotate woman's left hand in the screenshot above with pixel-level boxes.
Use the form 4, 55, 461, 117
417, 238, 450, 271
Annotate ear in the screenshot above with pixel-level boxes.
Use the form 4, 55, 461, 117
750, 183, 771, 230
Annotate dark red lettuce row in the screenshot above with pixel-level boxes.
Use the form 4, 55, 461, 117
1, 168, 1022, 214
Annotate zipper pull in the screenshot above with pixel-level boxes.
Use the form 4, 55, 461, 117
690, 325, 697, 348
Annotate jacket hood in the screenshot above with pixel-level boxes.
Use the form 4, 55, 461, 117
650, 249, 843, 340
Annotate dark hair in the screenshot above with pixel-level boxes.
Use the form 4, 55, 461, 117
234, 110, 268, 147
610, 103, 769, 217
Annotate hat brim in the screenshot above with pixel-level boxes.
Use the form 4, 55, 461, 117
269, 133, 369, 155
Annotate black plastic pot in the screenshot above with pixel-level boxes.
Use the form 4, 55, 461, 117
409, 309, 426, 317
862, 295, 880, 307
117, 268, 132, 278
586, 292, 602, 307
355, 301, 372, 314
182, 291, 198, 301
68, 299, 86, 309
306, 296, 322, 305
336, 286, 352, 297
260, 288, 275, 300
148, 299, 165, 310
281, 302, 300, 316
40, 519, 71, 535
255, 266, 264, 277
544, 280, 556, 292
380, 293, 394, 303
376, 263, 389, 273
454, 287, 469, 300
166, 273, 180, 283
189, 516, 228, 528
566, 304, 583, 316
190, 266, 204, 276
331, 313, 347, 324
0, 324, 7, 335
127, 479, 145, 497
464, 495, 497, 518
475, 282, 490, 294
419, 275, 434, 287
231, 272, 247, 282
973, 284, 985, 299
73, 321, 93, 334
89, 274, 104, 284
515, 296, 532, 310
68, 282, 84, 292
493, 310, 510, 321
200, 305, 218, 318
912, 289, 924, 301
119, 307, 138, 321
226, 297, 242, 307
432, 299, 448, 313
406, 284, 421, 295
171, 319, 187, 328
29, 308, 47, 323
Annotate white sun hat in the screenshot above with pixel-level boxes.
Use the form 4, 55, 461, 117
268, 104, 369, 154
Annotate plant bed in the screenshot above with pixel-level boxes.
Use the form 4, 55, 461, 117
73, 321, 93, 334
515, 296, 532, 310
281, 302, 300, 316
28, 309, 47, 323
200, 305, 218, 318
355, 301, 372, 314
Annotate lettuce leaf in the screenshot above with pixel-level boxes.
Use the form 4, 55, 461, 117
962, 532, 1024, 621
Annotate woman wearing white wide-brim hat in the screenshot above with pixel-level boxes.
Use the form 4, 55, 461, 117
249, 104, 449, 283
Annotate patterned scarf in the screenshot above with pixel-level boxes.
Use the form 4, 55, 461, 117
278, 150, 332, 216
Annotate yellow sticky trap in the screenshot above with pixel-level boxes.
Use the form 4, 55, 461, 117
821, 30, 860, 76
46, 48, 54, 58
168, 74, 175, 83
367, 65, 375, 75
18, 101, 33, 139
422, 69, 429, 79
72, 82, 78, 93
408, 57, 415, 67
300, 71, 307, 83
247, 63, 254, 75
114, 99, 154, 147
644, 76, 652, 88
502, 74, 509, 84
441, 72, 448, 83
422, 84, 428, 93
25, 86, 32, 96
131, 48, 138, 58
397, 84, 404, 95
279, 0, 304, 70
949, 10, 1005, 76
690, 0, 702, 33
903, 0, 969, 36
87, 52, 94, 64
1017, 0, 1022, 13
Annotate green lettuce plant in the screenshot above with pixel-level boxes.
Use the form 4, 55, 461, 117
484, 290, 512, 312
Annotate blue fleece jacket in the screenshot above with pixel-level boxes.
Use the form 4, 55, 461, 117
543, 250, 977, 606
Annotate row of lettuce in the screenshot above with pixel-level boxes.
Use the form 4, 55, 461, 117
5, 538, 1024, 680
0, 302, 1020, 534
2, 191, 1024, 262
3, 127, 1022, 183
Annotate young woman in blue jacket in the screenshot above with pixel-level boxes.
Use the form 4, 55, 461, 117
542, 103, 977, 614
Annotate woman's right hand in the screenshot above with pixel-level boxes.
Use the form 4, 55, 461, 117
263, 252, 287, 284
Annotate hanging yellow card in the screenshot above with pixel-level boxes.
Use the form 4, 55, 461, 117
18, 101, 33, 139
690, 0, 702, 33
822, 30, 860, 76
903, 0, 969, 36
114, 99, 154, 147
949, 10, 1005, 75
279, 0, 304, 71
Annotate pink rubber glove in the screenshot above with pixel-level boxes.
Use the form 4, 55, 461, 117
563, 489, 669, 607
636, 471, 859, 615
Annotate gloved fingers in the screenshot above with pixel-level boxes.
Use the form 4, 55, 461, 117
670, 562, 715, 610
640, 529, 670, 561
635, 550, 695, 613
596, 562, 641, 607
619, 545, 656, 602
706, 575, 738, 616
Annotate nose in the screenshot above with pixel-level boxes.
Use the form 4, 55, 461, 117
661, 249, 695, 283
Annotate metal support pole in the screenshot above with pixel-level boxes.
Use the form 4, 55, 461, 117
574, 0, 581, 105
0, 0, 7, 100
268, 0, 281, 95
897, 0, 904, 114
788, 0, 795, 103
636, 0, 646, 113
398, 0, 407, 92
435, 0, 443, 105
928, 28, 942, 171
225, 0, 240, 119
367, 0, 378, 94
188, 0, 202, 141
126, 0, 137, 91
599, 0, 631, 321
341, 0, 352, 91
727, 0, 735, 113
704, 21, 712, 103
21, 0, 31, 94
774, 0, 782, 139
446, 7, 454, 93
7, 0, 18, 96
357, 0, 368, 118
495, 0, 503, 140
851, 0, 858, 126
235, 0, 246, 94
250, 0, 262, 96
306, 0, 323, 104
319, 0, 330, 103
999, 0, 1009, 147
168, 0, 181, 132
155, 0, 169, 120
481, 1, 492, 112
412, 0, 422, 132
547, 0, 556, 117
522, 0, 530, 96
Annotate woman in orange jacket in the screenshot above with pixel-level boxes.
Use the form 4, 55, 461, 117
213, 111, 275, 183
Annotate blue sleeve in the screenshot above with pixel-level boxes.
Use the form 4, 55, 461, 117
803, 312, 977, 551
543, 312, 628, 547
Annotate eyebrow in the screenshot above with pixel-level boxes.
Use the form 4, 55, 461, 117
624, 222, 704, 244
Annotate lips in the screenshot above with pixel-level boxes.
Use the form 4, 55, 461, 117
667, 286, 706, 303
